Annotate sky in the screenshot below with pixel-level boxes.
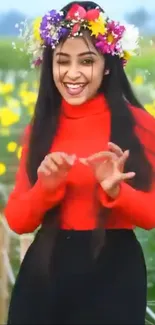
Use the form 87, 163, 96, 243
0, 0, 155, 19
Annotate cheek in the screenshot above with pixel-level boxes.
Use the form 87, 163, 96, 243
53, 65, 65, 85
91, 69, 103, 89
53, 65, 58, 85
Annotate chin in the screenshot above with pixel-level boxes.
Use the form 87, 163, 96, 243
63, 95, 89, 106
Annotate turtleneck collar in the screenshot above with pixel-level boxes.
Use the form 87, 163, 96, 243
61, 94, 109, 119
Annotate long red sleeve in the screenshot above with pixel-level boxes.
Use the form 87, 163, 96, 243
98, 105, 155, 231
4, 127, 65, 234
98, 183, 155, 230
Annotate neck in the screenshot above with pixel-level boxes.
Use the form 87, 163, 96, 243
61, 94, 109, 119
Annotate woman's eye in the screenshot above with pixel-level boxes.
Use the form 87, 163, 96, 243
56, 59, 94, 66
81, 58, 94, 65
57, 61, 69, 65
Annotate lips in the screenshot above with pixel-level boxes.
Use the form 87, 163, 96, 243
63, 83, 87, 96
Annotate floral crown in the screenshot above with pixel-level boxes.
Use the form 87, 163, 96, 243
15, 3, 140, 68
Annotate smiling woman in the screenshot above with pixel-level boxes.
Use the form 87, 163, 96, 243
53, 36, 105, 104
4, 1, 155, 325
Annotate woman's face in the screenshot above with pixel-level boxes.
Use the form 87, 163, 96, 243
53, 35, 105, 105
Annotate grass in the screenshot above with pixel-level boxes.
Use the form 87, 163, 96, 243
0, 38, 30, 70
0, 37, 155, 81
126, 52, 155, 81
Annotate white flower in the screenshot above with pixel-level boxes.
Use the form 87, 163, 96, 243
120, 23, 140, 55
99, 12, 107, 22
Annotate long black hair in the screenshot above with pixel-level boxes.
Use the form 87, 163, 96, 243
27, 0, 153, 192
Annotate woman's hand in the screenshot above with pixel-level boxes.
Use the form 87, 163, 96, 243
37, 152, 76, 190
80, 143, 135, 199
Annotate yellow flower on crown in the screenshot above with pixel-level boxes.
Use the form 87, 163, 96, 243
123, 51, 131, 61
88, 13, 107, 37
107, 33, 114, 44
33, 17, 42, 42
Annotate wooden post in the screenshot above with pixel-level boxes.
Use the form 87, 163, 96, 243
0, 215, 10, 324
20, 234, 34, 263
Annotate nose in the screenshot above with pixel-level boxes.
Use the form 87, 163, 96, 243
67, 63, 81, 81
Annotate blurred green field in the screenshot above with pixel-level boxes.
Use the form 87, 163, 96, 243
0, 38, 30, 71
0, 37, 155, 81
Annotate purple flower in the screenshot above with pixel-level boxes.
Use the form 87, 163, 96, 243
60, 27, 69, 37
33, 57, 42, 66
40, 10, 64, 47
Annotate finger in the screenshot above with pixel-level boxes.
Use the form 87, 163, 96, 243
121, 172, 136, 180
46, 153, 76, 170
117, 150, 129, 169
50, 152, 64, 166
43, 159, 59, 173
38, 165, 51, 176
46, 152, 69, 167
87, 151, 117, 164
108, 142, 124, 157
61, 153, 77, 167
79, 158, 88, 165
103, 171, 136, 191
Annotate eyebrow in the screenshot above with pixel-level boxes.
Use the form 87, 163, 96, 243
56, 51, 97, 57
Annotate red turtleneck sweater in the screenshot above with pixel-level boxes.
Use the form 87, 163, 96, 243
5, 95, 155, 234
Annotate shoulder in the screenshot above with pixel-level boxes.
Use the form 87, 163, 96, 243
130, 105, 155, 134
20, 124, 32, 146
129, 105, 155, 155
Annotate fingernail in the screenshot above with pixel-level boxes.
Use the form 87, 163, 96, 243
79, 158, 88, 165
69, 154, 77, 165
125, 150, 130, 154
61, 152, 67, 158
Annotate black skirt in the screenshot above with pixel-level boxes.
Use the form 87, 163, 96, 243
7, 224, 147, 325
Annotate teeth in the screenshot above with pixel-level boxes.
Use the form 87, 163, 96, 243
65, 84, 83, 89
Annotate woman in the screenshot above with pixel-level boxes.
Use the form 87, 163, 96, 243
5, 1, 155, 324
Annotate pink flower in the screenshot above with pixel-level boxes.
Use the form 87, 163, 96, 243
95, 35, 116, 54
34, 57, 42, 66
71, 23, 81, 35
107, 21, 125, 41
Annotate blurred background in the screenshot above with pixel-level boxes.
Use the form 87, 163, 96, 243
0, 0, 155, 324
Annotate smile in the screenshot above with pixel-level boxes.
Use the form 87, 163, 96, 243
63, 83, 87, 96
